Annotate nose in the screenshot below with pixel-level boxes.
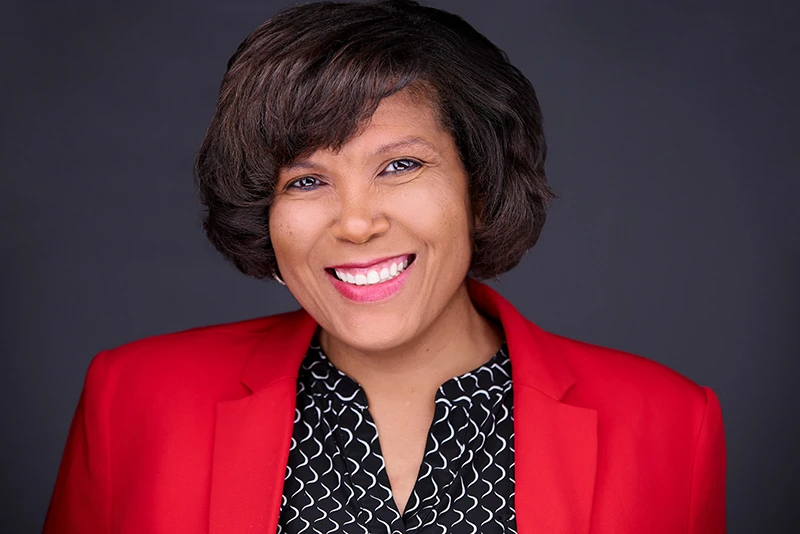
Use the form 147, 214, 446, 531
330, 189, 390, 244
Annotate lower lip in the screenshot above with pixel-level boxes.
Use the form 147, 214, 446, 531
327, 261, 415, 303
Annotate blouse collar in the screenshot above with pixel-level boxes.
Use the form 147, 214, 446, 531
297, 328, 511, 409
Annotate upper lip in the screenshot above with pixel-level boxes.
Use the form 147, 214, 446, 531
327, 253, 415, 270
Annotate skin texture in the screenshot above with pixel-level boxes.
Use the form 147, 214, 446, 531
269, 89, 503, 514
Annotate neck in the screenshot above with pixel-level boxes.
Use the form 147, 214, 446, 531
318, 281, 503, 404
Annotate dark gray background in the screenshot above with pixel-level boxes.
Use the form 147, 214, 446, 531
1, 0, 797, 531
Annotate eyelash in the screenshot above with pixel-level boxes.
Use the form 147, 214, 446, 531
285, 158, 422, 191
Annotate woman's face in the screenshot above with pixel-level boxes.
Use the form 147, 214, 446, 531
269, 90, 475, 352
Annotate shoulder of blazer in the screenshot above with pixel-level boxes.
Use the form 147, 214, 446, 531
95, 308, 310, 399
539, 329, 714, 426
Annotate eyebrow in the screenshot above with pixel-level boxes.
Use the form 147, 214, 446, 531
374, 136, 437, 155
282, 136, 438, 172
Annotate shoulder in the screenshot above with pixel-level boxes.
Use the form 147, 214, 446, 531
88, 309, 306, 399
541, 330, 715, 422
536, 329, 726, 506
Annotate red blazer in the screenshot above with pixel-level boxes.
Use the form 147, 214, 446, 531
44, 278, 725, 533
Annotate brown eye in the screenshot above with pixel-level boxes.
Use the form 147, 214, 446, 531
287, 176, 322, 190
383, 159, 421, 174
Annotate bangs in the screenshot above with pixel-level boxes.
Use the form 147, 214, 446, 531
265, 57, 426, 166
225, 3, 436, 169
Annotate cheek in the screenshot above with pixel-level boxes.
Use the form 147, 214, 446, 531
269, 200, 325, 267
268, 204, 292, 258
398, 176, 472, 254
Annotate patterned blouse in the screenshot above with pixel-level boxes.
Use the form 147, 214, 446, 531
277, 330, 517, 534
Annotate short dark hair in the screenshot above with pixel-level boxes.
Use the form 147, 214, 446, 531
195, 0, 554, 281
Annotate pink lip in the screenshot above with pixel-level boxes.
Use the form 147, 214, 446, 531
328, 254, 413, 270
327, 257, 415, 303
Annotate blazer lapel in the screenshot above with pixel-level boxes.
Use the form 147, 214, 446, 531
467, 279, 598, 534
514, 384, 597, 533
208, 309, 318, 533
209, 381, 296, 532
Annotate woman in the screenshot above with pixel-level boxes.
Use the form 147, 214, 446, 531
44, 1, 726, 533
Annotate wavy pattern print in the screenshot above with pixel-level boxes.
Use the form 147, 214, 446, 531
277, 333, 516, 534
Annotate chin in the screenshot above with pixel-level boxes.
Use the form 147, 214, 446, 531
326, 317, 417, 354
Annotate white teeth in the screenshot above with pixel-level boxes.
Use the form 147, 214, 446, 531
333, 256, 414, 286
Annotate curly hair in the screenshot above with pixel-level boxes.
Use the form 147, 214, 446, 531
195, 0, 554, 281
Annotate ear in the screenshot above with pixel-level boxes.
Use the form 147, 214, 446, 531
472, 198, 484, 229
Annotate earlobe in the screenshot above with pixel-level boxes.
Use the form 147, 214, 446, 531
472, 200, 484, 229
473, 213, 482, 229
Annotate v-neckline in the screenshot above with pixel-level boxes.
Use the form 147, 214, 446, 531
299, 335, 513, 531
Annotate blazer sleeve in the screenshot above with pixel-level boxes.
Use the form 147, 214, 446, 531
43, 351, 112, 533
688, 386, 726, 534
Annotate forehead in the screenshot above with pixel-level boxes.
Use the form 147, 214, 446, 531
350, 91, 443, 144
332, 90, 450, 155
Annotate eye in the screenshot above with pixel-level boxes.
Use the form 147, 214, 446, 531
382, 158, 421, 174
286, 176, 322, 191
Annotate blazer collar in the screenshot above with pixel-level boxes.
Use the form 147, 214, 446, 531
239, 307, 318, 393
211, 277, 597, 534
464, 277, 577, 399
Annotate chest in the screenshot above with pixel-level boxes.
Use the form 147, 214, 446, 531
369, 403, 435, 514
279, 361, 516, 533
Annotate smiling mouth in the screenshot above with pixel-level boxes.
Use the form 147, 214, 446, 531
325, 254, 416, 286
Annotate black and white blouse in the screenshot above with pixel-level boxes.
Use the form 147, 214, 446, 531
277, 330, 517, 534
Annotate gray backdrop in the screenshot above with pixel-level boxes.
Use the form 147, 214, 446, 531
2, 0, 797, 532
